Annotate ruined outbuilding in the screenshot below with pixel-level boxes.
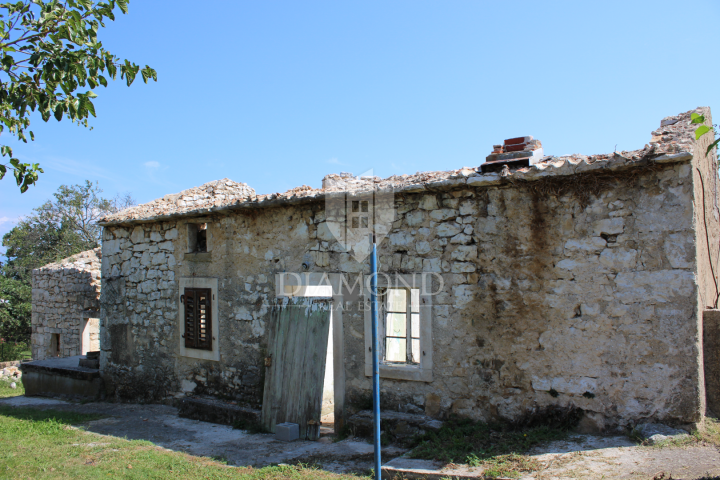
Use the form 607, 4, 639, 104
94, 107, 719, 433
31, 248, 102, 360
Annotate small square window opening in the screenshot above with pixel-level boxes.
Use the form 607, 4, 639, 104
187, 223, 208, 253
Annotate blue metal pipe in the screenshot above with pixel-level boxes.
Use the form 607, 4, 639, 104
370, 235, 382, 480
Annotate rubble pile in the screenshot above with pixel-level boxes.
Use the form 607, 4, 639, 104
98, 108, 705, 226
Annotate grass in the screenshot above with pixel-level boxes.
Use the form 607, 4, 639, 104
0, 376, 24, 399
0, 406, 366, 479
409, 416, 572, 479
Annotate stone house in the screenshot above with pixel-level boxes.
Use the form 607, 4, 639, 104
31, 248, 102, 360
96, 107, 719, 433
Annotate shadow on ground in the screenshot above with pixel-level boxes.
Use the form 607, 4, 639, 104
0, 396, 405, 475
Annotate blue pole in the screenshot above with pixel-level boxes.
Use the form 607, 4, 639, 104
370, 234, 381, 480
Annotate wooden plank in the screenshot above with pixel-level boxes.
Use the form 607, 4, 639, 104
261, 297, 331, 440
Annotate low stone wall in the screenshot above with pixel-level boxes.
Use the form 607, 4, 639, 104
31, 248, 102, 360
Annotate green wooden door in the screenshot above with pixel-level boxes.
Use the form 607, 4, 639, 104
261, 297, 331, 440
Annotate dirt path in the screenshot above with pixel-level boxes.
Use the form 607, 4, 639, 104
2, 396, 719, 479
524, 435, 720, 479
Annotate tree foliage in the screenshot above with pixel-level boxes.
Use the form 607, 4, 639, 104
0, 275, 30, 341
0, 0, 156, 192
0, 180, 134, 341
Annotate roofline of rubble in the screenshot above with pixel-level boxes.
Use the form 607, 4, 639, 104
31, 247, 102, 273
97, 151, 692, 228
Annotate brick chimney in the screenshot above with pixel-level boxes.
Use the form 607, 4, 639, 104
480, 136, 544, 174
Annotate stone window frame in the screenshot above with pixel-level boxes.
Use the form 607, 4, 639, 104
363, 274, 433, 382
179, 277, 219, 361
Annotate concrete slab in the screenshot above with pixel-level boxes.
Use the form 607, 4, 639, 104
28, 356, 84, 369
0, 396, 69, 407
0, 398, 405, 474
19, 355, 101, 399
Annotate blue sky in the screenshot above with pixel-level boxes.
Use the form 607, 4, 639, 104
1, 0, 719, 261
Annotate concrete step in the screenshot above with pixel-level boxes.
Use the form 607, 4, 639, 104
78, 358, 99, 369
178, 396, 261, 429
347, 410, 443, 440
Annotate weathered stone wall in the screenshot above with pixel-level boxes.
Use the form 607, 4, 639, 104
343, 161, 701, 429
31, 248, 102, 360
100, 157, 708, 428
99, 205, 319, 404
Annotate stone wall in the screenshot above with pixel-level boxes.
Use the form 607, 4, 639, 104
100, 206, 318, 404
31, 248, 102, 360
100, 156, 708, 428
346, 161, 701, 429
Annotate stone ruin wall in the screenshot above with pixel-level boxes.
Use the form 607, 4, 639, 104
31, 248, 102, 360
99, 155, 706, 428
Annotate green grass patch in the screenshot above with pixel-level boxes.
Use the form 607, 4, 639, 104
0, 407, 364, 479
0, 376, 24, 398
409, 416, 572, 478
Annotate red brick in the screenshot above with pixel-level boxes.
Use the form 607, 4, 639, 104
505, 143, 528, 152
504, 136, 527, 146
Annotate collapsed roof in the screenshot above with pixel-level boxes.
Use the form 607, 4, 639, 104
32, 247, 101, 274
98, 108, 706, 226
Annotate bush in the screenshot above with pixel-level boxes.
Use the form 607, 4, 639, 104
0, 339, 30, 362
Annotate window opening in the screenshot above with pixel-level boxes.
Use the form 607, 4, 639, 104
82, 318, 100, 355
383, 288, 420, 364
183, 288, 212, 350
187, 223, 208, 252
50, 333, 60, 357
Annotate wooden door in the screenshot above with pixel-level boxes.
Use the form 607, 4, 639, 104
261, 297, 331, 440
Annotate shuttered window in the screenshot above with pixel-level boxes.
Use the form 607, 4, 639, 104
183, 288, 212, 350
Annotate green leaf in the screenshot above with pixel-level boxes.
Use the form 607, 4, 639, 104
696, 125, 711, 140
85, 98, 96, 117
54, 104, 63, 121
0, 164, 5, 180
117, 0, 129, 14
691, 113, 706, 124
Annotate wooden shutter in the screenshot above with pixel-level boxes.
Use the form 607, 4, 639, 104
196, 289, 212, 350
184, 289, 196, 348
183, 288, 212, 351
